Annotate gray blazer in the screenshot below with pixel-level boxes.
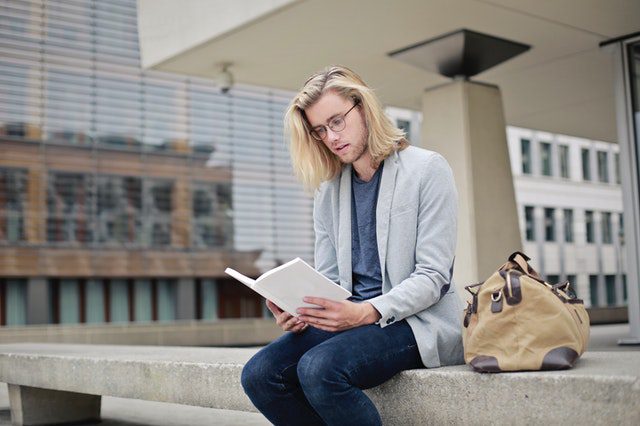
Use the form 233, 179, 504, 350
313, 145, 464, 368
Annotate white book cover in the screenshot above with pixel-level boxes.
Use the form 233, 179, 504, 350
224, 258, 351, 316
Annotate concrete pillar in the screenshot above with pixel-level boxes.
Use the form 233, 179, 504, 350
8, 385, 101, 426
421, 80, 522, 295
26, 278, 50, 325
176, 278, 195, 320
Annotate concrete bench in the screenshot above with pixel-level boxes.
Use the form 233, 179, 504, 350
0, 343, 638, 425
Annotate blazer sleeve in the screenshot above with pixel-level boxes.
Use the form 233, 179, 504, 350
313, 189, 340, 285
368, 154, 458, 327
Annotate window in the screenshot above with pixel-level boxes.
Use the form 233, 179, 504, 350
0, 279, 27, 326
540, 142, 552, 176
192, 182, 233, 248
566, 275, 577, 297
605, 275, 616, 306
46, 172, 94, 244
597, 151, 609, 183
546, 274, 559, 284
521, 138, 532, 174
581, 148, 591, 181
589, 275, 599, 307
563, 209, 574, 243
397, 119, 411, 138
0, 168, 28, 243
544, 208, 555, 242
559, 145, 570, 178
623, 275, 628, 302
619, 213, 625, 245
615, 153, 621, 184
601, 212, 612, 244
585, 210, 594, 243
97, 175, 143, 245
524, 206, 535, 241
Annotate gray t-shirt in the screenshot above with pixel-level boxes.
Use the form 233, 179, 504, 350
350, 164, 384, 301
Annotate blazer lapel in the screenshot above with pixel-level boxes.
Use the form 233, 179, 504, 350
338, 165, 353, 292
376, 153, 399, 284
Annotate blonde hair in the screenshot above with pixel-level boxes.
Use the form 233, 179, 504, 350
285, 65, 408, 191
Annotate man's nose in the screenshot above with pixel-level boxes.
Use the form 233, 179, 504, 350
326, 127, 340, 142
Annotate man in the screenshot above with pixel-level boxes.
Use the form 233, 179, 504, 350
241, 66, 464, 426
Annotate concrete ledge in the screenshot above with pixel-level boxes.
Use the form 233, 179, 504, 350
0, 344, 638, 425
0, 318, 283, 346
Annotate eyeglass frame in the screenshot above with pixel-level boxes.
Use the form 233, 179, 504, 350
307, 99, 361, 141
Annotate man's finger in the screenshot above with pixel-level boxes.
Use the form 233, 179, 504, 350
302, 297, 338, 309
266, 299, 283, 315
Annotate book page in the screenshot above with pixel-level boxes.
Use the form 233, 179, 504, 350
255, 258, 350, 315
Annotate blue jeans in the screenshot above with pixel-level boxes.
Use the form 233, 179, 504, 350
241, 320, 423, 426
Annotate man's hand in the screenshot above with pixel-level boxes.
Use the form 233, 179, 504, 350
266, 299, 308, 333
296, 297, 382, 332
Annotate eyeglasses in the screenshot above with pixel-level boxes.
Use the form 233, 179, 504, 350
309, 100, 360, 141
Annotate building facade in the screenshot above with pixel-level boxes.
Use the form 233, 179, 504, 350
0, 0, 313, 327
507, 127, 627, 309
0, 0, 627, 329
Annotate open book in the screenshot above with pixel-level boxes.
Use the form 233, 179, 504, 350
224, 258, 351, 316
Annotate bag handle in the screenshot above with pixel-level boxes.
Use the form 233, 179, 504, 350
506, 251, 542, 280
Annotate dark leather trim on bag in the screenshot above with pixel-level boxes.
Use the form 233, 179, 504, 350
541, 347, 579, 370
505, 271, 522, 305
469, 356, 502, 373
491, 290, 503, 313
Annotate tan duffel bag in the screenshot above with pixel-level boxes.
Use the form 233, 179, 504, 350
462, 252, 590, 372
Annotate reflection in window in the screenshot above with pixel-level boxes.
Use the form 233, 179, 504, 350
145, 179, 173, 246
589, 275, 599, 307
192, 182, 233, 248
46, 172, 94, 243
524, 206, 535, 241
601, 212, 612, 244
585, 210, 595, 243
597, 151, 609, 183
581, 148, 591, 181
540, 142, 552, 176
0, 168, 27, 243
563, 209, 573, 243
397, 119, 411, 139
559, 145, 569, 178
544, 207, 555, 242
605, 275, 616, 306
521, 138, 532, 174
2, 279, 27, 326
97, 175, 142, 245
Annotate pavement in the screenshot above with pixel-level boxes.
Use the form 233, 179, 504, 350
0, 323, 637, 426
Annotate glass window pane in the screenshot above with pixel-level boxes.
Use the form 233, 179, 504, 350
525, 206, 535, 241
59, 279, 79, 324
200, 279, 218, 321
157, 279, 175, 321
601, 212, 612, 243
559, 145, 569, 178
563, 209, 574, 243
585, 210, 594, 243
597, 151, 609, 183
134, 279, 152, 322
544, 207, 555, 241
521, 138, 531, 174
109, 279, 129, 323
6, 279, 27, 325
0, 168, 27, 243
540, 142, 552, 176
589, 275, 599, 307
85, 279, 105, 323
582, 148, 591, 181
605, 275, 616, 306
